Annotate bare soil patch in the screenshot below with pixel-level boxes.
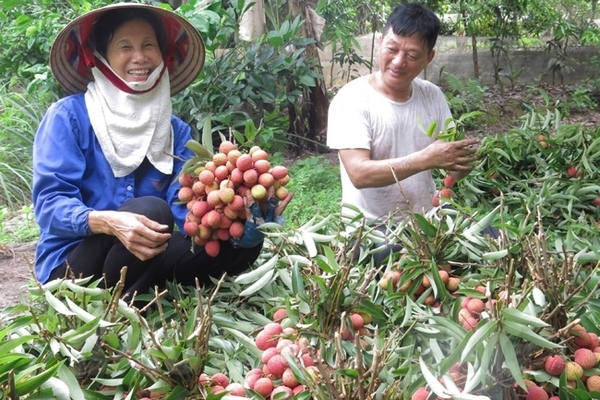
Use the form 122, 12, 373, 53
0, 242, 36, 310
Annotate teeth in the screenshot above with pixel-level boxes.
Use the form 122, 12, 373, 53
129, 69, 150, 75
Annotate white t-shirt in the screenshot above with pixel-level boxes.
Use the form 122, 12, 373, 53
327, 76, 452, 222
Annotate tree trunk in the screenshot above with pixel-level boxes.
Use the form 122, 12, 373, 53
288, 0, 329, 153
471, 34, 479, 79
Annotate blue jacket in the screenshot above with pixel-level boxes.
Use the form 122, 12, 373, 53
32, 93, 193, 283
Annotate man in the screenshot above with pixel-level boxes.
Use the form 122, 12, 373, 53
327, 3, 480, 264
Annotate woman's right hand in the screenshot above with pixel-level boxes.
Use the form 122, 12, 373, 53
88, 210, 171, 260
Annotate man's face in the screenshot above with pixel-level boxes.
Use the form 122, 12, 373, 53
378, 29, 434, 95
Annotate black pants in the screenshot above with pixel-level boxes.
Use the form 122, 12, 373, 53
49, 197, 262, 300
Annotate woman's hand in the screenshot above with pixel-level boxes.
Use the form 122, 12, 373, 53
231, 187, 294, 249
88, 210, 171, 261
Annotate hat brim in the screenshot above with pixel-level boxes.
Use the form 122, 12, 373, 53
50, 3, 205, 96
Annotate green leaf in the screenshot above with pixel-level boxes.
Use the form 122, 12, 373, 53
221, 327, 262, 358
501, 308, 549, 328
291, 262, 304, 294
414, 214, 437, 237
238, 269, 275, 296
498, 333, 527, 390
461, 320, 498, 362
57, 364, 85, 400
15, 361, 64, 396
502, 320, 561, 349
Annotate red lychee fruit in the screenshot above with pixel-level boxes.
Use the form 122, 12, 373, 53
271, 165, 288, 180
349, 313, 365, 331
255, 330, 278, 351
411, 387, 430, 400
198, 373, 212, 386
183, 220, 199, 237
273, 308, 287, 321
574, 348, 598, 369
544, 355, 565, 376
219, 140, 237, 155
229, 221, 245, 239
525, 384, 548, 400
203, 239, 219, 257
198, 169, 215, 185
251, 184, 267, 200
251, 149, 269, 162
282, 367, 299, 389
261, 347, 279, 365
227, 149, 242, 165
263, 322, 283, 336
226, 384, 245, 395
431, 194, 440, 207
565, 361, 584, 381
461, 317, 479, 331
258, 172, 275, 188
567, 166, 583, 178
243, 169, 258, 186
266, 354, 289, 377
211, 372, 229, 388
570, 324, 591, 348
177, 186, 194, 203
443, 174, 456, 188
254, 159, 271, 174
586, 375, 600, 392
439, 188, 452, 199
178, 172, 194, 187
253, 377, 274, 397
438, 270, 450, 284
244, 369, 263, 389
275, 186, 290, 201
446, 276, 460, 292
205, 210, 222, 229
588, 332, 600, 350
466, 298, 485, 315
292, 385, 307, 395
236, 154, 254, 172
230, 168, 244, 185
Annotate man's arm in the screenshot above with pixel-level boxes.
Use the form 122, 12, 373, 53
339, 137, 480, 189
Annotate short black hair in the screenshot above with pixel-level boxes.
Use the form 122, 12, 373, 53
382, 3, 440, 52
90, 8, 167, 59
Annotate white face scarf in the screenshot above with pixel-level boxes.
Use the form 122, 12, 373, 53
84, 56, 174, 178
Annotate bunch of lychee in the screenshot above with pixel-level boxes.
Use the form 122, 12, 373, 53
338, 311, 371, 342
432, 174, 455, 207
379, 266, 459, 306
247, 310, 319, 399
457, 286, 489, 332
522, 323, 600, 398
177, 141, 290, 257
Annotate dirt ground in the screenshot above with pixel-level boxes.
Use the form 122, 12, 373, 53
0, 242, 36, 310
1, 84, 599, 310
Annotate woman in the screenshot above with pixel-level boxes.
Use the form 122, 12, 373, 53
33, 3, 291, 301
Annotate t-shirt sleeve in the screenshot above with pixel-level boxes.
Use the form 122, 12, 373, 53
326, 81, 372, 151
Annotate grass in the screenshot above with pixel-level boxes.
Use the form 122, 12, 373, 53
284, 155, 342, 228
0, 205, 39, 245
0, 88, 47, 209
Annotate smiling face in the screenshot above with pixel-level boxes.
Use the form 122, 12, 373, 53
377, 30, 435, 102
105, 19, 163, 83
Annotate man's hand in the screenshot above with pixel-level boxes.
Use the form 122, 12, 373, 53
424, 137, 480, 172
88, 210, 171, 261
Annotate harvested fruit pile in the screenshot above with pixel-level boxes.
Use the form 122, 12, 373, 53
176, 140, 290, 256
